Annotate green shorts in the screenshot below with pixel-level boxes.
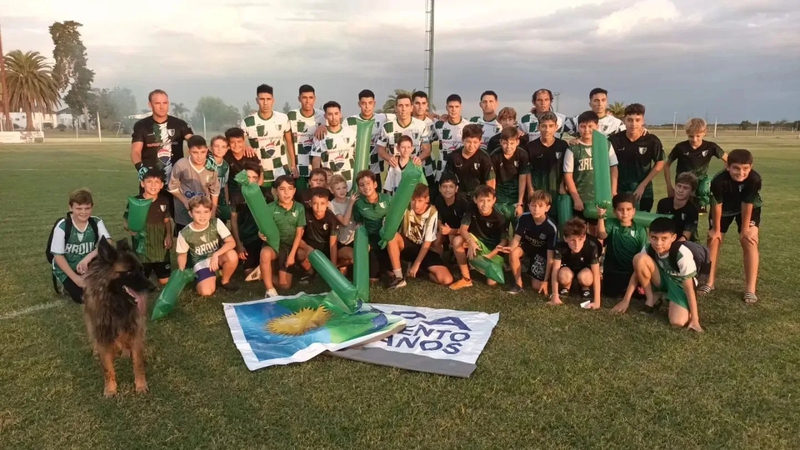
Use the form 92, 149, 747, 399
471, 233, 503, 265
655, 264, 694, 310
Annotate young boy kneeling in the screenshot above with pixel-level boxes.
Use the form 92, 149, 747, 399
548, 218, 602, 308
259, 175, 307, 297
387, 184, 454, 286
298, 187, 340, 282
597, 193, 648, 298
612, 217, 703, 332
500, 190, 558, 295
175, 196, 239, 296
450, 185, 508, 290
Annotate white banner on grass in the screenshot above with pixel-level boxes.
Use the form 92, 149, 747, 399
333, 303, 499, 378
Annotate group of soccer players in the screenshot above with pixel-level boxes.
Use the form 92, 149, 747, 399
79, 84, 761, 334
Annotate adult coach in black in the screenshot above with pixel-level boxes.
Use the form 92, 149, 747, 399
130, 89, 194, 187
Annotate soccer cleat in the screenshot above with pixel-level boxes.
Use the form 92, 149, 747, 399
264, 288, 279, 298
559, 287, 569, 297
581, 289, 591, 299
220, 282, 240, 292
449, 278, 473, 291
506, 284, 523, 295
388, 277, 407, 289
299, 273, 316, 285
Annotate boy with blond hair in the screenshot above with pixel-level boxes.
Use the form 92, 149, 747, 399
665, 118, 727, 210
487, 107, 527, 153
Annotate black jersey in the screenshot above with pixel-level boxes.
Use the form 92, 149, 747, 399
554, 236, 601, 273
710, 169, 762, 216
608, 131, 664, 198
514, 213, 558, 258
304, 210, 339, 246
131, 115, 193, 178
434, 193, 470, 229
668, 140, 725, 180
527, 138, 568, 196
656, 197, 699, 240
443, 149, 495, 196
461, 204, 507, 249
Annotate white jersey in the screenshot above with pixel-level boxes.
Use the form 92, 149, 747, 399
519, 111, 567, 140
288, 108, 326, 178
468, 115, 502, 152
563, 114, 625, 137
431, 118, 469, 180
311, 125, 358, 190
402, 205, 439, 245
376, 116, 433, 178
346, 113, 394, 175
563, 142, 619, 173
241, 111, 291, 183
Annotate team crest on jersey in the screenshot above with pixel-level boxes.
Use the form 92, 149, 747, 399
601, 125, 608, 132
681, 213, 686, 220
474, 163, 481, 170
486, 222, 493, 228
292, 211, 297, 217
77, 232, 85, 241
702, 150, 708, 157
630, 230, 635, 237
556, 152, 563, 159
160, 204, 167, 212
639, 147, 647, 155
739, 185, 744, 192
379, 201, 387, 208
539, 233, 546, 239
323, 223, 328, 231
277, 124, 283, 131
167, 129, 175, 137
200, 235, 208, 243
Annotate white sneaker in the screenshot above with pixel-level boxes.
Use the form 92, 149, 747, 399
245, 266, 262, 282
265, 288, 279, 298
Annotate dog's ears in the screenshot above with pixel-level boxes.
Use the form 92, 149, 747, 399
116, 238, 131, 253
97, 238, 118, 263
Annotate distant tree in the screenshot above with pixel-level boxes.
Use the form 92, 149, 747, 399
242, 102, 254, 117
87, 88, 117, 130
50, 21, 94, 129
191, 97, 240, 133
740, 120, 752, 130
281, 101, 291, 114
108, 86, 137, 118
171, 102, 189, 120
758, 120, 771, 128
4, 50, 60, 131
608, 102, 626, 118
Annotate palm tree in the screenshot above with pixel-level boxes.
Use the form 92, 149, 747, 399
171, 102, 188, 119
4, 50, 60, 131
608, 101, 626, 118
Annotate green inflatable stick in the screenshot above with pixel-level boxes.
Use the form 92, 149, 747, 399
353, 119, 374, 174
126, 196, 153, 233
632, 211, 673, 228
591, 130, 613, 209
353, 226, 370, 303
151, 269, 196, 320
379, 163, 424, 248
308, 250, 358, 310
469, 255, 505, 284
557, 194, 574, 233
697, 176, 711, 207
581, 203, 605, 220
235, 171, 279, 252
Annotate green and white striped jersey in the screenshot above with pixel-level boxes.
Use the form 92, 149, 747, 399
347, 113, 394, 175
176, 218, 231, 268
519, 111, 567, 140
241, 111, 291, 184
288, 108, 326, 178
311, 126, 357, 190
50, 216, 111, 283
563, 114, 625, 137
468, 116, 502, 152
431, 118, 469, 180
376, 116, 433, 177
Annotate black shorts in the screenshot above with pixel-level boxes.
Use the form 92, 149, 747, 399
276, 247, 304, 274
143, 261, 171, 280
573, 209, 598, 226
426, 175, 439, 203
244, 240, 263, 270
306, 240, 331, 258
368, 240, 391, 279
401, 237, 445, 271
337, 241, 353, 251
520, 245, 548, 281
58, 277, 84, 304
638, 197, 654, 213
602, 271, 632, 298
709, 207, 762, 234
174, 222, 188, 237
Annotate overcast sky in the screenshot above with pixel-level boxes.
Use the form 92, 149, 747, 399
3, 0, 799, 123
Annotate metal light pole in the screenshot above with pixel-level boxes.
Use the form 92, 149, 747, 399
424, 0, 435, 110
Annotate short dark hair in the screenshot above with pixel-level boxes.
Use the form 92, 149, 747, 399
439, 172, 458, 186
446, 94, 462, 104
148, 89, 167, 102
299, 84, 315, 95
649, 217, 676, 234
676, 172, 699, 191
538, 111, 558, 124
395, 93, 412, 104
256, 84, 273, 96
225, 127, 246, 140
244, 161, 262, 175
309, 167, 328, 180
273, 175, 295, 188
727, 149, 754, 165
309, 187, 331, 201
412, 91, 428, 101
411, 183, 429, 199
187, 135, 207, 148
624, 103, 646, 116
473, 185, 496, 199
462, 124, 484, 140
589, 88, 608, 99
577, 111, 599, 125
397, 135, 413, 147
358, 89, 375, 101
69, 188, 93, 206
323, 101, 341, 112
533, 89, 553, 102
480, 90, 498, 101
356, 170, 376, 184
612, 192, 637, 209
563, 218, 588, 237
500, 127, 520, 141
142, 167, 166, 181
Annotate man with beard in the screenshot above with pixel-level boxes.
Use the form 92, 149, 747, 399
518, 89, 567, 141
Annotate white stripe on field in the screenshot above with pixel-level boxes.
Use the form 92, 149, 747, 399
0, 301, 65, 320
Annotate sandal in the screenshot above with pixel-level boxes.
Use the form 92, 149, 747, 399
743, 292, 759, 304
697, 284, 714, 295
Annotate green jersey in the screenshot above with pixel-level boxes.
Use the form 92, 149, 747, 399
563, 142, 619, 204
176, 218, 231, 268
603, 219, 648, 275
266, 201, 306, 249
50, 216, 111, 283
353, 193, 392, 241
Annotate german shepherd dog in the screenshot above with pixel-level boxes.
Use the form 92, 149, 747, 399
83, 239, 152, 397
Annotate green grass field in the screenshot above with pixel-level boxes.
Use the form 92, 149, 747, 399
1, 131, 799, 449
